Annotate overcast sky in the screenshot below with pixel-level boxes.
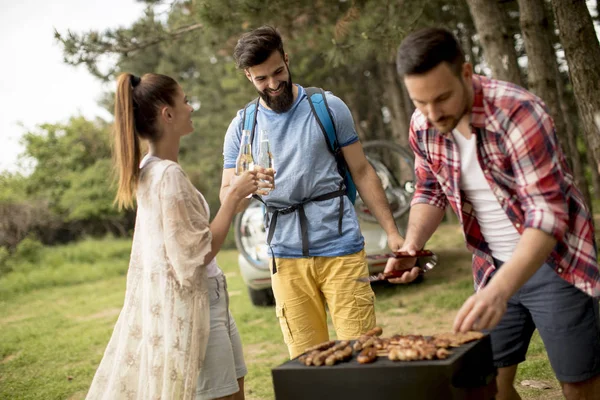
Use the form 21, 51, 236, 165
0, 0, 146, 173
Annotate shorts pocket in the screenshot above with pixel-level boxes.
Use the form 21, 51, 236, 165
276, 303, 294, 345
354, 291, 376, 332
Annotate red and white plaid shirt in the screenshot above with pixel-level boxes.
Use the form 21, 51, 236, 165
409, 74, 599, 297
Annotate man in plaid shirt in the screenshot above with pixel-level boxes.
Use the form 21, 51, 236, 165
386, 28, 600, 399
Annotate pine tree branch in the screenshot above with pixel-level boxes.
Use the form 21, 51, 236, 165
54, 21, 203, 79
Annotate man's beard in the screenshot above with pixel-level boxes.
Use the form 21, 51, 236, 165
258, 71, 294, 113
432, 114, 462, 134
432, 83, 471, 134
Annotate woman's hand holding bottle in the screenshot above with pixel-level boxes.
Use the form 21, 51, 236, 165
229, 170, 259, 201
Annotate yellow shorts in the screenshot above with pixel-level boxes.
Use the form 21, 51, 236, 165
271, 249, 376, 359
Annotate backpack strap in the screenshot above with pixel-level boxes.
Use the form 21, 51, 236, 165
242, 97, 260, 145
304, 87, 357, 204
304, 87, 338, 154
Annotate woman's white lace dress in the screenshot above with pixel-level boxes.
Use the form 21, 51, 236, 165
86, 159, 212, 400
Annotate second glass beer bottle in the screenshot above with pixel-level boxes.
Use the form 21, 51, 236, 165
257, 129, 275, 194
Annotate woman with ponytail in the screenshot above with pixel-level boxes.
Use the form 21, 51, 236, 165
86, 73, 263, 400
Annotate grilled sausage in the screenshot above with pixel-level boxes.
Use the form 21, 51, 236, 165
357, 347, 378, 364
304, 340, 336, 353
365, 326, 383, 337
324, 345, 353, 366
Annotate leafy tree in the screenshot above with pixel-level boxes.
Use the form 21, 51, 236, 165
54, 0, 486, 213
1, 116, 132, 247
0, 173, 28, 203
22, 116, 112, 213
0, 0, 585, 251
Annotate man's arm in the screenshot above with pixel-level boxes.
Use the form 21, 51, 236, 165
342, 141, 403, 248
384, 122, 449, 283
453, 228, 556, 332
384, 203, 445, 283
402, 203, 446, 250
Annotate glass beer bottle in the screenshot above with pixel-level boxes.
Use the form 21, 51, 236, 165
236, 129, 255, 175
257, 129, 275, 194
236, 129, 255, 198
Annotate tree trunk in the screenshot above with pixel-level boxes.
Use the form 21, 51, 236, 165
555, 70, 595, 205
380, 62, 410, 148
518, 0, 570, 154
466, 0, 524, 86
517, 0, 592, 209
364, 69, 389, 142
585, 133, 600, 200
345, 90, 368, 141
463, 29, 478, 67
402, 80, 415, 122
552, 0, 600, 169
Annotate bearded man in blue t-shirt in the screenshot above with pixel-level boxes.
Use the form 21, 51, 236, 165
220, 25, 404, 359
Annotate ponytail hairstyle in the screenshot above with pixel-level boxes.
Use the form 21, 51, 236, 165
113, 73, 179, 209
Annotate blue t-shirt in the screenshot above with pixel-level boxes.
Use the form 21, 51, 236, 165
223, 85, 365, 258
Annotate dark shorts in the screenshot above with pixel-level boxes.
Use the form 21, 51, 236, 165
488, 260, 600, 383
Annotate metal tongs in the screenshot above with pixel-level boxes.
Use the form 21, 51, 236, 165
358, 250, 438, 282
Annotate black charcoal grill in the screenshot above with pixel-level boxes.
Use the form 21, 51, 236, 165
271, 334, 497, 400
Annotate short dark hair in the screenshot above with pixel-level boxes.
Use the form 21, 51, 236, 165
396, 28, 465, 77
233, 25, 285, 70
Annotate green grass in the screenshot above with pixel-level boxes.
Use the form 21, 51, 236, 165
0, 236, 131, 301
0, 225, 562, 399
0, 277, 127, 400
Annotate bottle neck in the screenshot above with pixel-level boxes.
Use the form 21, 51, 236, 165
241, 131, 252, 145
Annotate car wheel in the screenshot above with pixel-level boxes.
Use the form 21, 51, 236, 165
248, 286, 275, 307
234, 200, 270, 271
